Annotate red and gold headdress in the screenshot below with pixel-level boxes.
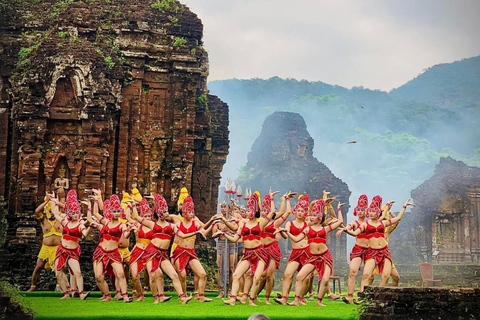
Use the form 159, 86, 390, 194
154, 194, 168, 214
139, 198, 152, 216
261, 194, 271, 214
293, 194, 310, 217
369, 195, 382, 218
310, 199, 326, 219
353, 194, 368, 216
246, 191, 261, 219
110, 194, 124, 217
181, 195, 195, 217
103, 199, 112, 219
65, 189, 80, 218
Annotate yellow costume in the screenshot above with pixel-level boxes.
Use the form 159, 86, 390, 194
38, 244, 58, 271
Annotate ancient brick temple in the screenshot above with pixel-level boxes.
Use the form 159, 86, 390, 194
0, 0, 228, 285
236, 111, 351, 264
390, 157, 480, 264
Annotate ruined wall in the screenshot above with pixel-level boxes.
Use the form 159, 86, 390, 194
390, 157, 480, 264
0, 0, 228, 286
236, 111, 351, 264
359, 286, 480, 320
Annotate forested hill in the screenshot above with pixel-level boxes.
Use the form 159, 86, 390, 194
391, 55, 480, 107
209, 55, 480, 207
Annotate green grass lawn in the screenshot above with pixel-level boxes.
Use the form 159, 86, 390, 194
24, 292, 360, 320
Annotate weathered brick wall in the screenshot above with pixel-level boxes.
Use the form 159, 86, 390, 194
0, 0, 229, 286
359, 286, 480, 320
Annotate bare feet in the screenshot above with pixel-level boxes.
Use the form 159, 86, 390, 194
136, 295, 145, 302
27, 287, 36, 292
287, 299, 300, 306
308, 293, 315, 301
100, 295, 112, 302
180, 295, 193, 304
249, 300, 257, 306
316, 300, 326, 307
216, 291, 224, 299
264, 299, 271, 305
159, 295, 172, 302
60, 294, 70, 300
300, 298, 307, 305
222, 298, 236, 305
237, 295, 247, 304
123, 296, 133, 303
198, 295, 213, 302
328, 294, 340, 300
342, 296, 352, 304
273, 297, 287, 305
80, 291, 90, 300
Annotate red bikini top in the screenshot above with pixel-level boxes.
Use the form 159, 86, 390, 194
365, 221, 388, 239
290, 221, 307, 237
152, 222, 174, 240
103, 222, 122, 242
307, 226, 327, 244
179, 221, 196, 234
138, 225, 154, 240
99, 226, 105, 242
242, 222, 261, 241
354, 220, 368, 239
261, 222, 276, 239
62, 222, 82, 242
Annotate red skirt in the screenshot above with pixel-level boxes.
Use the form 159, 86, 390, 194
241, 245, 270, 274
306, 250, 333, 280
142, 243, 169, 273
365, 246, 392, 274
93, 246, 122, 276
171, 246, 198, 272
350, 244, 369, 262
288, 247, 312, 271
55, 244, 80, 274
130, 245, 147, 273
264, 241, 282, 269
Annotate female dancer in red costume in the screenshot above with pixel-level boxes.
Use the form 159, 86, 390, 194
336, 194, 369, 304
257, 192, 291, 304
89, 194, 133, 303
50, 190, 91, 300
345, 197, 414, 291
130, 194, 195, 304
281, 199, 344, 307
129, 198, 153, 301
218, 191, 278, 306
274, 193, 310, 305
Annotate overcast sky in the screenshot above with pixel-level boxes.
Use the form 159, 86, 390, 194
183, 0, 480, 91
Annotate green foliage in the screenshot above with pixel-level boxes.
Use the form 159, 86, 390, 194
0, 281, 35, 316
57, 31, 68, 38
168, 15, 178, 24
196, 92, 207, 105
104, 56, 115, 70
172, 37, 187, 48
49, 0, 73, 19
190, 48, 196, 55
151, 0, 175, 12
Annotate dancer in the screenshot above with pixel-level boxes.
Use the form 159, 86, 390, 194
129, 198, 153, 301
130, 194, 194, 304
335, 194, 369, 304
281, 199, 344, 307
218, 191, 278, 306
170, 195, 213, 302
50, 190, 91, 300
89, 194, 133, 303
274, 193, 310, 305
28, 195, 64, 292
344, 197, 414, 292
256, 192, 291, 304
